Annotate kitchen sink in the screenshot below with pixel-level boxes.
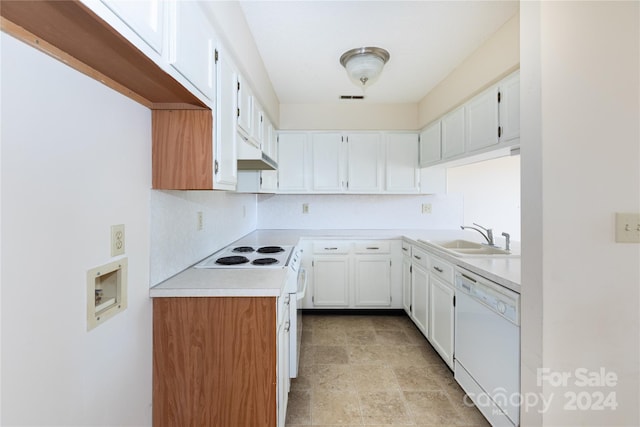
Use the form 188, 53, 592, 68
418, 239, 517, 257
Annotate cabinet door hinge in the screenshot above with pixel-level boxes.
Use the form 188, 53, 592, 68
259, 176, 263, 185
453, 295, 456, 307
498, 91, 501, 103
498, 126, 502, 138
237, 108, 240, 118
410, 265, 413, 273
237, 81, 240, 91
390, 260, 392, 267
390, 296, 392, 303
410, 304, 412, 312
214, 159, 219, 174
214, 49, 219, 63
312, 295, 315, 303
312, 260, 314, 267
346, 181, 349, 189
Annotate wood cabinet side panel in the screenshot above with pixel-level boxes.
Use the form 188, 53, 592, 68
152, 110, 213, 189
0, 1, 207, 107
153, 297, 277, 427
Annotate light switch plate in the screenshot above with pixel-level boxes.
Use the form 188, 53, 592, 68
615, 213, 640, 243
111, 224, 125, 256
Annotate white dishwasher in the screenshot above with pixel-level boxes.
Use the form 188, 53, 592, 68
454, 267, 520, 427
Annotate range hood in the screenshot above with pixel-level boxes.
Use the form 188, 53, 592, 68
237, 136, 277, 171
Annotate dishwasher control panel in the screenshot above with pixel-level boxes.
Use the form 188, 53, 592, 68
455, 268, 520, 325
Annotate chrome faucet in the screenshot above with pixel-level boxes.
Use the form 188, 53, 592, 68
460, 223, 495, 246
502, 232, 511, 252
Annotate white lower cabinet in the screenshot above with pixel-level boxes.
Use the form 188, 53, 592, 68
401, 243, 412, 315
308, 240, 400, 309
411, 252, 429, 336
402, 241, 456, 368
427, 254, 455, 368
354, 255, 391, 307
312, 256, 350, 307
429, 275, 455, 368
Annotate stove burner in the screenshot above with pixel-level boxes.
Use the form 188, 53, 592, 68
252, 257, 279, 266
215, 256, 250, 265
232, 246, 255, 253
257, 246, 285, 254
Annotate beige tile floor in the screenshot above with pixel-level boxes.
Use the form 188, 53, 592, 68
286, 313, 490, 427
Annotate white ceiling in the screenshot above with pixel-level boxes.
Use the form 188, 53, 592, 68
239, 1, 519, 105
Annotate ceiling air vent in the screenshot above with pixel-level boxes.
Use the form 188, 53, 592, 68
340, 95, 365, 100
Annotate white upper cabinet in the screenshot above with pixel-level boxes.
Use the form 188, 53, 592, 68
214, 45, 237, 190
169, 1, 215, 100
466, 87, 499, 152
250, 98, 264, 148
311, 133, 344, 192
385, 133, 420, 193
441, 106, 465, 159
499, 71, 520, 142
236, 74, 253, 139
102, 0, 165, 54
277, 133, 308, 192
419, 121, 441, 167
346, 133, 382, 192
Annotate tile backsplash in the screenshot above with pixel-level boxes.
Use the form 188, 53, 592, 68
150, 190, 257, 286
257, 193, 463, 230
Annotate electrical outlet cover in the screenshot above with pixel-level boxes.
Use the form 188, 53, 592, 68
111, 224, 125, 256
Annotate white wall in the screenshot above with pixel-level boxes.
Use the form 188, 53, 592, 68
447, 155, 521, 241
257, 194, 463, 230
521, 2, 639, 425
1, 33, 152, 426
279, 103, 418, 131
149, 190, 257, 286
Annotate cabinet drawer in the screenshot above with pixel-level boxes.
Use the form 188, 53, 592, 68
411, 247, 429, 269
312, 241, 350, 254
401, 241, 412, 257
429, 255, 454, 284
354, 241, 390, 254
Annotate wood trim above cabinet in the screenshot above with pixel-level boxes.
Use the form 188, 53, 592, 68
153, 297, 277, 427
152, 110, 213, 190
0, 0, 207, 109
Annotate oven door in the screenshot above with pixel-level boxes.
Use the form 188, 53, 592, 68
289, 267, 306, 378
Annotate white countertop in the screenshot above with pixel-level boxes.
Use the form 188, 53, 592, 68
150, 229, 521, 298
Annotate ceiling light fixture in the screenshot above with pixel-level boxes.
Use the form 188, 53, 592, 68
340, 47, 390, 88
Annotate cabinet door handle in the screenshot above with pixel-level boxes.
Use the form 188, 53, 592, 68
325, 247, 338, 250
413, 255, 421, 260
433, 266, 444, 273
402, 247, 408, 252
366, 247, 380, 250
